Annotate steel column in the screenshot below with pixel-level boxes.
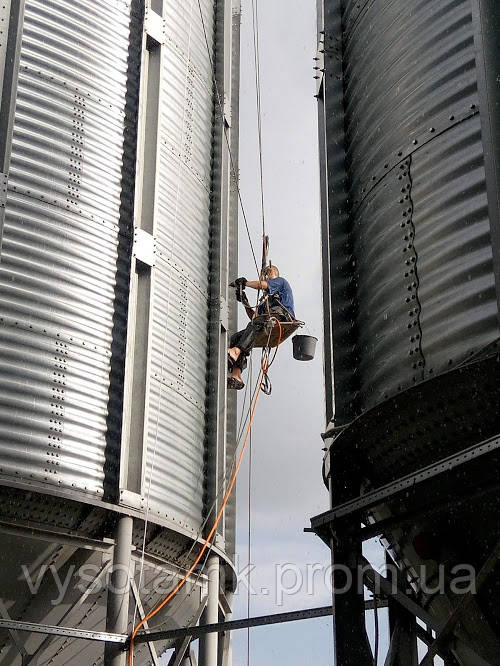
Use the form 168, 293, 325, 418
330, 518, 373, 666
120, 4, 161, 502
199, 555, 219, 666
104, 516, 134, 666
327, 426, 372, 664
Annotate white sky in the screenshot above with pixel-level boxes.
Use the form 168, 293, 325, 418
232, 2, 392, 664
233, 1, 333, 663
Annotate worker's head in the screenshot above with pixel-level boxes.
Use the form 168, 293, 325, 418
264, 265, 279, 279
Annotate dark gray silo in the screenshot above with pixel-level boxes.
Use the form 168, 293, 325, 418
312, 0, 500, 664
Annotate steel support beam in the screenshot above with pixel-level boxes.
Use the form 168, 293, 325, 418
130, 578, 159, 666
359, 477, 500, 541
0, 600, 387, 647
361, 557, 440, 632
168, 595, 207, 666
219, 591, 233, 666
23, 562, 111, 665
0, 519, 114, 552
0, 599, 30, 663
330, 520, 373, 666
105, 516, 134, 665
419, 540, 500, 665
135, 605, 335, 644
311, 434, 500, 531
385, 553, 418, 666
0, 619, 126, 643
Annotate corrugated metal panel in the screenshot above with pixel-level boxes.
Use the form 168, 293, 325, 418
0, 0, 132, 495
412, 115, 498, 374
144, 0, 216, 530
352, 165, 417, 408
338, 0, 499, 414
343, 0, 479, 203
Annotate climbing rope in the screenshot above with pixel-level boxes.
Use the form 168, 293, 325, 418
127, 357, 270, 664
195, 0, 260, 276
246, 360, 253, 666
127, 0, 282, 659
251, 0, 265, 241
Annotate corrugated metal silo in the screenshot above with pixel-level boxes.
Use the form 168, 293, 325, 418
315, 0, 500, 663
0, 0, 240, 663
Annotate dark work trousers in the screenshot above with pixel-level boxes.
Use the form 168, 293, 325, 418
229, 306, 293, 370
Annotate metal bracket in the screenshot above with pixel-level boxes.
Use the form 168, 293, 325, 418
223, 93, 232, 127
0, 172, 7, 207
219, 295, 229, 330
314, 34, 325, 96
133, 227, 156, 267
145, 8, 164, 45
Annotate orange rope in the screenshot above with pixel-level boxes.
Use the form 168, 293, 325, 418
127, 360, 268, 665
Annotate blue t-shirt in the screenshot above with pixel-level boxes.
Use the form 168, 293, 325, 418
260, 277, 295, 318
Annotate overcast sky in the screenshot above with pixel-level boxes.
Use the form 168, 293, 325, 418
232, 0, 333, 663
232, 2, 389, 664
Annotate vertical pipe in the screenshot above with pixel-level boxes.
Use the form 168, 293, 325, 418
199, 555, 219, 666
105, 516, 134, 666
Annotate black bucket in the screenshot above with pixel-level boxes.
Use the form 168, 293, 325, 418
292, 335, 317, 361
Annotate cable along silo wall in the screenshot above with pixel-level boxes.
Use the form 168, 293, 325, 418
337, 0, 499, 417
143, 0, 217, 532
0, 0, 133, 495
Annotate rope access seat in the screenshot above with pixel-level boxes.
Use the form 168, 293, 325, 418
247, 292, 303, 348
252, 318, 302, 347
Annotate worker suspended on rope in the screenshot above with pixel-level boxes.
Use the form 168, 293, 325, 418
227, 265, 295, 390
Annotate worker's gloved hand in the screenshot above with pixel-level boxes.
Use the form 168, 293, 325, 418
234, 277, 247, 288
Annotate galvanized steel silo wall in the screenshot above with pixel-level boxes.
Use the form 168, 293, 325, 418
0, 0, 236, 536
0, 1, 238, 662
0, 0, 135, 496
321, 0, 500, 425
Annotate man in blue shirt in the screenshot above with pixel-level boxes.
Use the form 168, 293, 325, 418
227, 265, 295, 389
